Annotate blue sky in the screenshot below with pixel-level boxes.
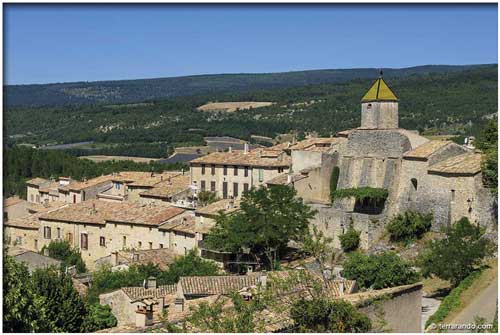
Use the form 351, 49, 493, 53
4, 4, 498, 85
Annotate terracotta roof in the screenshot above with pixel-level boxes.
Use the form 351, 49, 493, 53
28, 201, 67, 214
126, 171, 183, 187
64, 175, 114, 191
159, 215, 197, 234
4, 196, 26, 207
140, 175, 190, 199
4, 214, 41, 230
39, 199, 184, 226
26, 177, 49, 187
428, 153, 482, 175
122, 285, 177, 300
288, 137, 345, 151
179, 274, 261, 296
39, 181, 60, 194
189, 148, 291, 167
403, 140, 453, 159
195, 199, 241, 217
266, 173, 308, 186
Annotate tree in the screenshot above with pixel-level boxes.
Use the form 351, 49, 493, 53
339, 223, 361, 252
476, 120, 498, 195
417, 217, 495, 286
84, 304, 117, 331
3, 253, 49, 332
31, 268, 89, 332
342, 251, 420, 289
42, 240, 87, 273
204, 185, 317, 269
157, 249, 220, 284
197, 191, 219, 207
387, 211, 433, 244
302, 225, 335, 282
290, 298, 371, 332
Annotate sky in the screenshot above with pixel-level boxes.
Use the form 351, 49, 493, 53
4, 4, 498, 85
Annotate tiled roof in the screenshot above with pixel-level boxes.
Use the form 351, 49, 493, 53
123, 248, 178, 270
39, 181, 60, 193
195, 199, 241, 217
266, 173, 308, 186
403, 140, 453, 159
126, 171, 183, 188
189, 148, 291, 167
288, 137, 345, 151
428, 153, 482, 175
122, 285, 177, 300
28, 201, 67, 214
140, 175, 190, 199
4, 214, 41, 230
4, 196, 26, 207
159, 216, 197, 234
64, 175, 115, 191
179, 274, 261, 296
39, 199, 184, 226
26, 177, 49, 187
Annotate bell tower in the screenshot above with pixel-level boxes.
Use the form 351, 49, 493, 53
360, 71, 399, 129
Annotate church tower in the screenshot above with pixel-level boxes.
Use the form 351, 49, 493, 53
360, 71, 399, 129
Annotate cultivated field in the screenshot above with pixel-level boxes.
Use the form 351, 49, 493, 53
79, 155, 160, 163
197, 101, 274, 113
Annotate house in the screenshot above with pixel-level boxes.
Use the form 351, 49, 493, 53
95, 248, 179, 271
139, 175, 193, 207
189, 144, 291, 199
3, 196, 29, 221
8, 246, 62, 273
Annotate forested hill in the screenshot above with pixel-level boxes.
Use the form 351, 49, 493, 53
4, 64, 493, 107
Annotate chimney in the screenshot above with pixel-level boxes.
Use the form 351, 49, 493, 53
228, 146, 232, 153
244, 142, 249, 154
111, 251, 119, 266
175, 282, 185, 312
287, 174, 292, 184
147, 276, 157, 289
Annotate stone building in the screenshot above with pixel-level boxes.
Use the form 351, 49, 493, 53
280, 73, 495, 249
189, 143, 290, 199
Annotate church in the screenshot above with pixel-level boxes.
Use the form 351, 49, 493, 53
283, 72, 496, 249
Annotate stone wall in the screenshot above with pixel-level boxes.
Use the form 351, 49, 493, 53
345, 129, 412, 158
100, 290, 135, 326
357, 283, 422, 332
361, 101, 398, 129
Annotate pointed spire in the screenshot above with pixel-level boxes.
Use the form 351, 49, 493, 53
361, 70, 398, 102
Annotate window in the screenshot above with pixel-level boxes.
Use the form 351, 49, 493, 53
138, 241, 142, 248
244, 166, 249, 177
210, 181, 216, 192
411, 178, 418, 191
223, 165, 227, 176
43, 226, 51, 239
243, 183, 249, 193
201, 180, 206, 192
149, 242, 153, 250
30, 195, 34, 203
211, 165, 215, 175
15, 236, 22, 245
451, 189, 456, 202
57, 227, 61, 239
3, 212, 8, 221
123, 236, 127, 248
234, 166, 238, 176
73, 194, 76, 203
258, 169, 264, 182
222, 182, 228, 199
100, 236, 106, 247
66, 232, 73, 244
159, 243, 164, 249
201, 164, 206, 175
115, 183, 121, 190
233, 183, 239, 198
34, 239, 38, 250
81, 233, 88, 250
278, 167, 284, 173
367, 103, 372, 110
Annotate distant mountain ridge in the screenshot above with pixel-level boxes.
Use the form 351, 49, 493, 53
4, 64, 494, 107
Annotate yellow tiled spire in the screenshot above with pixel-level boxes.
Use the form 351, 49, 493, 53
361, 71, 398, 102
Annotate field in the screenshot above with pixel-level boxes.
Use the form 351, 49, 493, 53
79, 155, 160, 163
197, 101, 274, 113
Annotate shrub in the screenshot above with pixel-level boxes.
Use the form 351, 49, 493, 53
290, 297, 372, 332
417, 217, 495, 286
41, 240, 87, 273
332, 187, 388, 205
387, 211, 433, 244
84, 304, 117, 331
342, 251, 420, 289
339, 225, 361, 252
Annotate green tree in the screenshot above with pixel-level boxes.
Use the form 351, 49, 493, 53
31, 267, 89, 332
342, 251, 420, 289
42, 240, 87, 273
417, 217, 495, 286
157, 249, 220, 284
339, 223, 361, 252
290, 298, 371, 332
476, 120, 498, 195
197, 191, 219, 207
387, 211, 433, 244
302, 225, 335, 281
84, 304, 117, 331
204, 185, 317, 269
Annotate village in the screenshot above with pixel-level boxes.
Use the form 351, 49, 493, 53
3, 74, 497, 333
